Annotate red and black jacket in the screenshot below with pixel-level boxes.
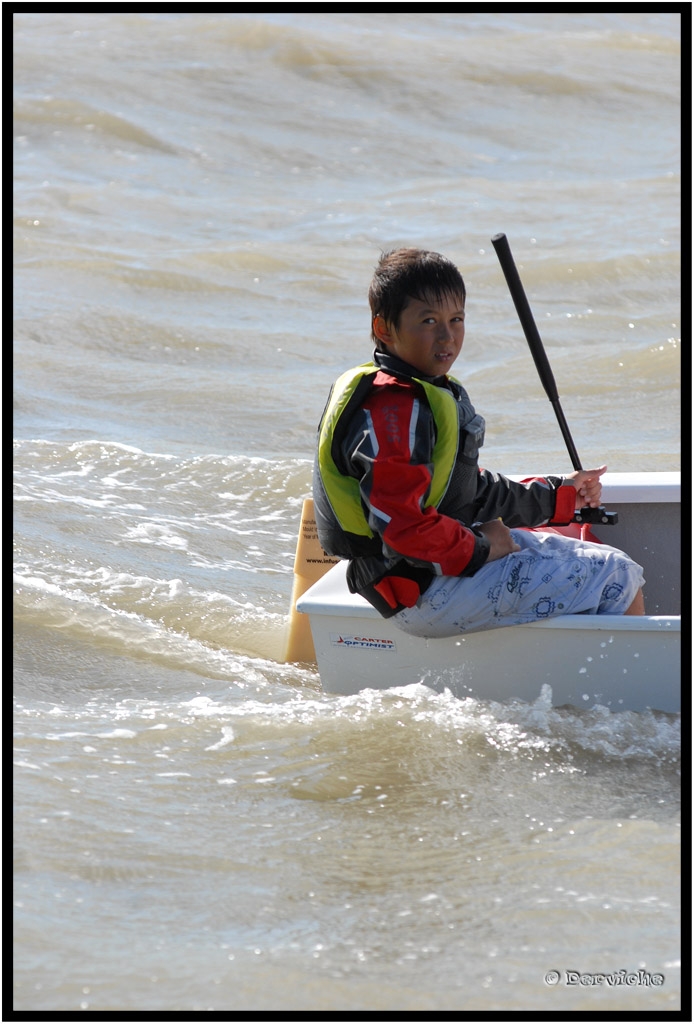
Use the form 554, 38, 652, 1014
313, 349, 576, 617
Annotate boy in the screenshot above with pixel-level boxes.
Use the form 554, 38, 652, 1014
313, 248, 644, 638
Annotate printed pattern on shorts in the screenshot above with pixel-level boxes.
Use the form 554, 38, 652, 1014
394, 529, 644, 639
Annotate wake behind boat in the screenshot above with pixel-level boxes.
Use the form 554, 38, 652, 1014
293, 472, 681, 713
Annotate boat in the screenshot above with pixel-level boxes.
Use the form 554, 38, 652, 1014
289, 472, 681, 713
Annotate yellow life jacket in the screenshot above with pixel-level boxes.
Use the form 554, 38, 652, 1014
316, 362, 461, 538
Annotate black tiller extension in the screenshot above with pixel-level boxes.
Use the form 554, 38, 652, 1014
491, 232, 617, 526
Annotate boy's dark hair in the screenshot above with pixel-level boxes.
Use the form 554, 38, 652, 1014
368, 248, 466, 346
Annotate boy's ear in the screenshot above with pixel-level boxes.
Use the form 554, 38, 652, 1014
372, 315, 393, 348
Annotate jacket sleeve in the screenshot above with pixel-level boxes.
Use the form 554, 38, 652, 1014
470, 470, 577, 528
344, 381, 490, 576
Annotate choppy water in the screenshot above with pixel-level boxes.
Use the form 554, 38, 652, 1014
13, 11, 682, 1015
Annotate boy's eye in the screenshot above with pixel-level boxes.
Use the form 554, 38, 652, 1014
421, 313, 464, 324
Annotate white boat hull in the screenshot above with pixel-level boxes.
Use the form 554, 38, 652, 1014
296, 473, 681, 712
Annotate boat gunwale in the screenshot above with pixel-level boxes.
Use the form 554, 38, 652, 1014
297, 581, 681, 633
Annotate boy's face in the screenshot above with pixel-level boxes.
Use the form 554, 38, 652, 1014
374, 292, 465, 378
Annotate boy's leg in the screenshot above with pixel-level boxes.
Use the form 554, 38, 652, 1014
394, 529, 645, 639
625, 589, 645, 615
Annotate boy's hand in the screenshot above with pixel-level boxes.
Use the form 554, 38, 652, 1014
478, 519, 521, 562
566, 465, 607, 508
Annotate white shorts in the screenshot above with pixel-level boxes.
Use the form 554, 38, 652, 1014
393, 529, 645, 639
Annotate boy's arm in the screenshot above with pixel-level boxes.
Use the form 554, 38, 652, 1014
472, 470, 576, 527
347, 383, 490, 576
